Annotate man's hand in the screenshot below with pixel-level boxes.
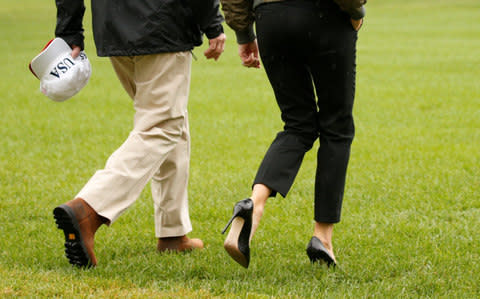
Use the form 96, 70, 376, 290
204, 33, 226, 60
71, 45, 81, 58
239, 40, 260, 68
351, 18, 363, 31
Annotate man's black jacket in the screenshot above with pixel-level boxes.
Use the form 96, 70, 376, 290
55, 0, 224, 56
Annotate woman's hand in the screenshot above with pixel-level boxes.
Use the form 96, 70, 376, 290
351, 18, 363, 31
238, 40, 260, 68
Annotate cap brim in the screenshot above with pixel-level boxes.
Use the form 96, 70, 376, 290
30, 38, 72, 79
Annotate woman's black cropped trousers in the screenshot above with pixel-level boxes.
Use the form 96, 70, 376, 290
253, 0, 358, 223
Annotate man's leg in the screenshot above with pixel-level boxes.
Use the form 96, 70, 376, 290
54, 52, 193, 266
151, 113, 204, 251
76, 52, 192, 223
151, 113, 191, 237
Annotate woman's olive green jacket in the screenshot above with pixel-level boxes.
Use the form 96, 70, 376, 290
221, 0, 366, 43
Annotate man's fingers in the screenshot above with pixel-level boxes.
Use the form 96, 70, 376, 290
204, 33, 226, 60
204, 47, 214, 58
215, 39, 225, 56
211, 39, 225, 60
71, 46, 81, 58
204, 45, 222, 60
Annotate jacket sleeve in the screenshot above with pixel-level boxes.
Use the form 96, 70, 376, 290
220, 0, 255, 44
55, 0, 86, 50
333, 0, 367, 20
187, 0, 225, 39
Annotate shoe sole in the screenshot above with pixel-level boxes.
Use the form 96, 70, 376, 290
53, 204, 92, 268
223, 217, 249, 268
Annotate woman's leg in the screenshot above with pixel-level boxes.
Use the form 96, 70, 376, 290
307, 2, 358, 263
249, 184, 271, 238
253, 2, 320, 199
308, 3, 357, 225
255, 0, 358, 263
314, 222, 336, 262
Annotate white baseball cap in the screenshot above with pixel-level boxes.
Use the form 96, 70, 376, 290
29, 38, 91, 102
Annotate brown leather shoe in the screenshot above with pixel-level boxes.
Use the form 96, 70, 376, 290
53, 198, 106, 267
157, 235, 204, 252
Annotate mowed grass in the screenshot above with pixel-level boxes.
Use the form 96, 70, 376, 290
0, 0, 479, 297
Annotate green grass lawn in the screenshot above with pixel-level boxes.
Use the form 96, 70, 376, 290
1, 0, 479, 297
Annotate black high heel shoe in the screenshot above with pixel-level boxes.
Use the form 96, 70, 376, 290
221, 198, 253, 268
306, 236, 336, 267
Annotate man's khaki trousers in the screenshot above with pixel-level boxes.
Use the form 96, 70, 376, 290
76, 52, 193, 238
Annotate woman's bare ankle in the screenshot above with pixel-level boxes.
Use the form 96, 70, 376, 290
313, 222, 335, 257
249, 184, 271, 239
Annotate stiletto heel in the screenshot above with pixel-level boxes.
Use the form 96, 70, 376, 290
222, 198, 253, 268
306, 236, 336, 267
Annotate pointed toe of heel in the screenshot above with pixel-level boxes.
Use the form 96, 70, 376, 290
306, 236, 336, 267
